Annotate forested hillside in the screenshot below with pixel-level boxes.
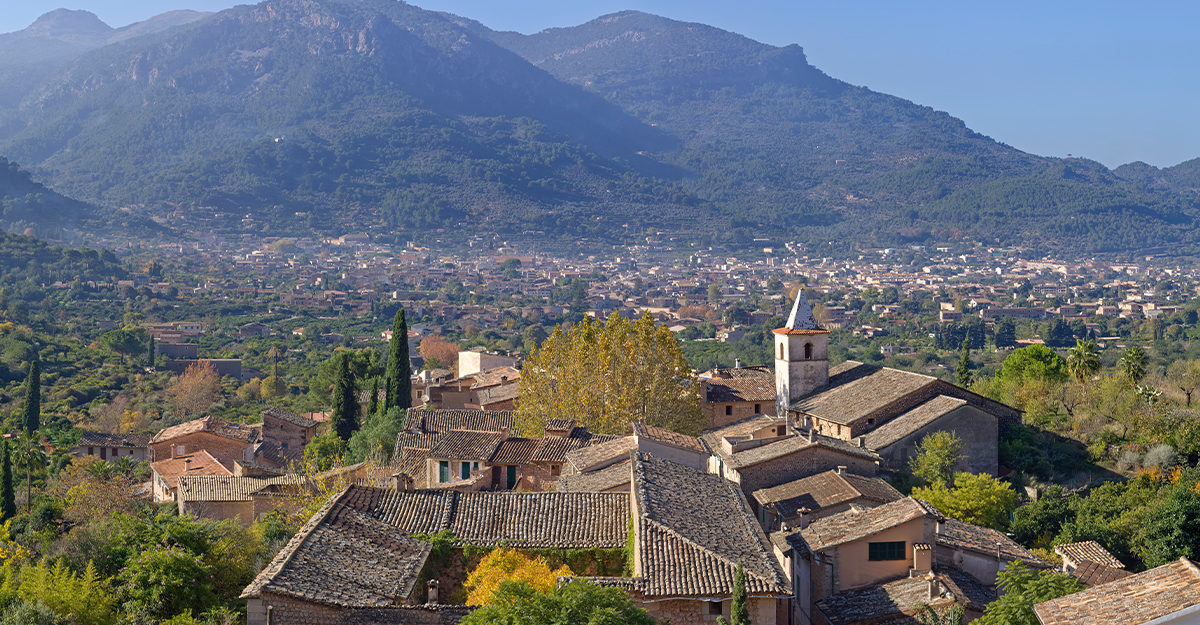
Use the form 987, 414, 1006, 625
0, 1, 1197, 251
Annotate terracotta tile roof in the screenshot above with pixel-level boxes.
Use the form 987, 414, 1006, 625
565, 436, 636, 473
1034, 558, 1200, 625
544, 418, 576, 432
77, 431, 152, 448
403, 409, 514, 434
632, 422, 705, 453
255, 440, 303, 467
531, 432, 590, 463
791, 361, 937, 425
935, 518, 1049, 567
701, 425, 881, 470
150, 450, 233, 489
861, 396, 969, 449
556, 460, 632, 493
393, 448, 430, 488
1069, 559, 1133, 587
632, 452, 790, 599
150, 415, 257, 444
704, 414, 787, 438
476, 384, 520, 406
705, 377, 777, 403
1055, 540, 1125, 569
427, 430, 504, 461
752, 470, 902, 519
705, 365, 773, 379
469, 366, 521, 389
263, 407, 318, 429
485, 437, 536, 466
815, 567, 996, 625
178, 474, 304, 503
800, 497, 939, 551
240, 492, 431, 607
340, 486, 629, 549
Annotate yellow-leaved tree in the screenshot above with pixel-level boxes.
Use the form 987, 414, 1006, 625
518, 312, 703, 436
464, 548, 572, 606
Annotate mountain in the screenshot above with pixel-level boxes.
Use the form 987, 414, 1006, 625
0, 2, 1197, 253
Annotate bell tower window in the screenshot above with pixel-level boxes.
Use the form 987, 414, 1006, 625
804, 343, 813, 360
779, 344, 784, 359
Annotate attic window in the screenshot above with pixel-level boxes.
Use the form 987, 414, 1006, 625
867, 418, 875, 426
754, 404, 761, 414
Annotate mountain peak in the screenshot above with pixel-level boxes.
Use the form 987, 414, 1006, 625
25, 9, 112, 35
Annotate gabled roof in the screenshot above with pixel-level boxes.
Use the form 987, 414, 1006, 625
240, 491, 431, 607
263, 407, 318, 429
861, 395, 970, 449
632, 452, 790, 599
752, 470, 903, 520
1034, 558, 1200, 625
427, 430, 504, 461
150, 450, 233, 489
150, 416, 256, 445
1069, 560, 1133, 588
800, 497, 939, 552
935, 518, 1049, 568
632, 422, 705, 454
564, 436, 636, 473
557, 459, 632, 493
77, 431, 153, 448
791, 361, 937, 425
476, 384, 520, 406
701, 422, 881, 470
403, 409, 514, 434
488, 437, 539, 466
704, 377, 777, 404
815, 567, 996, 625
1055, 540, 1124, 569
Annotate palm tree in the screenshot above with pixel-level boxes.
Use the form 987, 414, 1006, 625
12, 431, 48, 512
86, 460, 116, 481
112, 455, 136, 477
1066, 339, 1101, 383
1119, 346, 1148, 385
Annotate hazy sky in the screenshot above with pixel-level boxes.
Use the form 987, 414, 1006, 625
4, 0, 1196, 168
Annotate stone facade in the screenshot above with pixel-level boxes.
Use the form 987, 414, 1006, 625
872, 404, 998, 476
247, 593, 470, 625
773, 331, 830, 418
732, 448, 877, 495
150, 431, 253, 465
703, 399, 775, 430
638, 597, 780, 625
180, 499, 254, 526
262, 411, 318, 452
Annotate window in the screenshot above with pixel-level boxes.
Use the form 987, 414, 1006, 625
460, 462, 471, 480
709, 601, 723, 616
754, 404, 761, 414
281, 442, 289, 450
439, 460, 450, 483
100, 448, 106, 460
804, 343, 813, 360
506, 465, 517, 489
725, 405, 733, 416
778, 344, 784, 359
868, 541, 906, 561
88, 447, 93, 455
551, 464, 561, 476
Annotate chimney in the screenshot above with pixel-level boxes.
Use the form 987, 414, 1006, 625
171, 445, 178, 459
836, 466, 846, 475
427, 579, 439, 604
808, 428, 815, 443
184, 458, 193, 471
798, 508, 811, 530
734, 358, 742, 369
926, 573, 938, 601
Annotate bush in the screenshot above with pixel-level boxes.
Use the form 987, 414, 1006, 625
464, 548, 573, 606
0, 601, 57, 625
18, 559, 117, 625
1144, 444, 1178, 469
1117, 450, 1141, 472
117, 544, 217, 621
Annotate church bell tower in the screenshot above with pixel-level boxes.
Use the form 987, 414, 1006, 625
774, 288, 831, 421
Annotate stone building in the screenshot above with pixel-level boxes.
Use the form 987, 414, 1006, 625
751, 469, 903, 531
261, 407, 320, 453
1034, 557, 1200, 625
149, 415, 256, 465
701, 365, 777, 429
70, 432, 153, 462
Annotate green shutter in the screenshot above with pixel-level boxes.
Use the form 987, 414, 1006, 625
439, 460, 449, 483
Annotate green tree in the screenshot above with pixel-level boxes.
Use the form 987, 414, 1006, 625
718, 561, 749, 625
366, 376, 381, 421
12, 430, 47, 512
460, 580, 659, 625
330, 355, 360, 441
1010, 486, 1072, 549
1118, 346, 1148, 385
1042, 319, 1074, 348
956, 338, 972, 387
346, 407, 406, 464
909, 431, 964, 488
0, 440, 14, 521
912, 472, 1018, 531
20, 360, 39, 434
384, 308, 412, 412
998, 344, 1068, 385
1138, 479, 1200, 567
302, 433, 345, 472
518, 312, 703, 436
708, 283, 722, 303
1065, 339, 1101, 384
994, 318, 1017, 349
976, 560, 1082, 625
117, 544, 218, 622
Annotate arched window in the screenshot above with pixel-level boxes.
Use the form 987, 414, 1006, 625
779, 343, 784, 359
804, 343, 813, 360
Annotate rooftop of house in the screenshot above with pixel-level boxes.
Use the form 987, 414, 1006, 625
564, 436, 637, 473
1069, 560, 1134, 588
632, 422, 705, 454
934, 517, 1049, 568
403, 408, 515, 435
427, 430, 505, 461
800, 497, 940, 552
240, 493, 432, 608
814, 568, 996, 625
556, 459, 632, 493
1033, 558, 1200, 625
752, 470, 903, 520
151, 450, 233, 490
703, 364, 773, 380
149, 415, 257, 445
704, 376, 777, 404
1055, 540, 1125, 569
791, 361, 938, 425
476, 383, 521, 406
631, 451, 790, 599
262, 407, 318, 429
488, 437, 540, 466
254, 440, 304, 468
76, 431, 153, 449
701, 416, 881, 470
860, 396, 970, 449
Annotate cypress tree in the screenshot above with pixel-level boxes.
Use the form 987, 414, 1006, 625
956, 338, 972, 388
21, 361, 39, 434
367, 376, 381, 422
385, 308, 412, 411
330, 355, 360, 441
730, 561, 749, 625
0, 441, 14, 521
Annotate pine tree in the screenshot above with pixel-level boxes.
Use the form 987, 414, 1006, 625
0, 440, 14, 521
956, 338, 972, 388
21, 361, 39, 434
330, 355, 360, 441
384, 308, 412, 411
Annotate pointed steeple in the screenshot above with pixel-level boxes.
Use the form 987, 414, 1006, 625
785, 288, 821, 330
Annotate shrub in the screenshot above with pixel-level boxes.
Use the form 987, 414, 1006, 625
0, 601, 57, 625
1144, 444, 1178, 469
17, 559, 117, 625
116, 544, 217, 621
1117, 450, 1141, 472
464, 548, 573, 606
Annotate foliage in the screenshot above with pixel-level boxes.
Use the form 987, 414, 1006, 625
17, 559, 117, 625
1065, 340, 1101, 384
346, 407, 406, 464
1010, 487, 1071, 549
1143, 444, 1178, 469
912, 472, 1018, 530
460, 579, 659, 625
909, 431, 964, 488
975, 560, 1083, 625
0, 442, 13, 522
169, 361, 220, 422
302, 433, 345, 473
330, 353, 361, 441
955, 338, 972, 387
116, 543, 218, 622
20, 360, 39, 434
914, 603, 965, 625
1138, 476, 1200, 567
518, 312, 703, 436
1118, 346, 1148, 385
419, 336, 460, 372
385, 308, 412, 411
998, 345, 1068, 386
465, 548, 574, 606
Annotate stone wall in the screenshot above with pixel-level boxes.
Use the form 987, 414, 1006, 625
639, 597, 779, 625
247, 593, 470, 625
151, 431, 251, 464
262, 413, 313, 451
737, 448, 877, 494
874, 405, 998, 476
180, 500, 253, 526
704, 400, 774, 430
